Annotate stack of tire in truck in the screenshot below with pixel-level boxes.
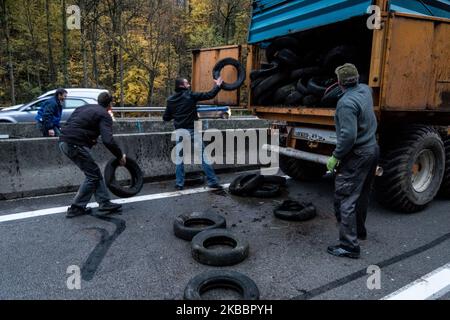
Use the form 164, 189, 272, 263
251, 35, 368, 108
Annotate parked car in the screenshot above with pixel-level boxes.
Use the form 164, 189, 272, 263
0, 96, 97, 123
0, 88, 107, 123
38, 88, 108, 100
197, 105, 231, 119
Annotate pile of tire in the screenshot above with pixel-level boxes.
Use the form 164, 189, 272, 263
173, 211, 260, 300
228, 173, 287, 198
251, 36, 366, 108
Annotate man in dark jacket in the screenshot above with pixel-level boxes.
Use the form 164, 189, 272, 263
326, 63, 379, 259
59, 91, 125, 218
163, 77, 223, 190
36, 88, 67, 137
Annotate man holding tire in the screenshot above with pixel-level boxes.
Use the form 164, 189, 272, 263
326, 63, 379, 259
59, 92, 125, 218
164, 77, 224, 190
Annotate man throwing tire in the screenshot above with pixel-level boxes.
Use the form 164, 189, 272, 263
59, 92, 125, 218
163, 77, 223, 190
326, 63, 379, 259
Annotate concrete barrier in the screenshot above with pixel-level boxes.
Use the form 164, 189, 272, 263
0, 119, 269, 138
0, 129, 273, 200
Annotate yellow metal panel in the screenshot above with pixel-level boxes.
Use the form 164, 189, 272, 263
383, 16, 435, 110
191, 46, 241, 106
428, 22, 450, 109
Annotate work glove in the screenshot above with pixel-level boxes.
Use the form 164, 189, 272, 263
327, 155, 339, 172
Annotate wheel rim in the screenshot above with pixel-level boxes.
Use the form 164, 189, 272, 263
411, 149, 435, 193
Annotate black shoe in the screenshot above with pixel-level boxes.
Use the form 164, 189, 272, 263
208, 184, 223, 190
327, 245, 360, 259
98, 202, 122, 212
175, 185, 184, 191
66, 205, 91, 218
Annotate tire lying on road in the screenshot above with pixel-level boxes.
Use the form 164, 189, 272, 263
229, 174, 264, 196
104, 157, 144, 198
375, 125, 445, 213
213, 57, 246, 91
251, 183, 282, 198
184, 270, 260, 300
191, 229, 249, 266
262, 175, 287, 186
173, 211, 226, 241
274, 200, 317, 221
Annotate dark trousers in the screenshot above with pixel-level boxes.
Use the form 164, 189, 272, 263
37, 122, 61, 137
334, 144, 380, 249
59, 141, 111, 208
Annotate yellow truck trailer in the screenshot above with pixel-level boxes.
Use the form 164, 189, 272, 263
192, 0, 450, 213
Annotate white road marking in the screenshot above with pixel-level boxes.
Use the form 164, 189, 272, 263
0, 168, 285, 224
0, 184, 230, 223
381, 263, 450, 300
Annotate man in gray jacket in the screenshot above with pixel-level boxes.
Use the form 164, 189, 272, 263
326, 63, 379, 259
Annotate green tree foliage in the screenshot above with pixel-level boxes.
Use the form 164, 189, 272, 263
0, 0, 251, 108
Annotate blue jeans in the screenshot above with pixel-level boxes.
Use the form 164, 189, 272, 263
59, 142, 111, 208
175, 129, 218, 187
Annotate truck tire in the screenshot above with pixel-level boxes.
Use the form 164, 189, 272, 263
279, 154, 326, 181
275, 48, 301, 67
212, 58, 246, 91
104, 157, 144, 198
376, 126, 445, 213
184, 270, 260, 300
273, 84, 296, 104
320, 82, 342, 108
229, 174, 264, 196
250, 60, 280, 81
250, 183, 282, 198
439, 136, 450, 197
285, 91, 303, 106
253, 72, 289, 105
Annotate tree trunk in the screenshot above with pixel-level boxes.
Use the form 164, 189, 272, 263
62, 0, 69, 87
45, 0, 56, 86
79, 0, 88, 87
2, 0, 15, 104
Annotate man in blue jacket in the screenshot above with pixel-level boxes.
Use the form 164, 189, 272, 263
326, 64, 379, 259
36, 88, 67, 137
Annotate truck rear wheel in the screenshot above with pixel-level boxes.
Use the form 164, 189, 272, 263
376, 126, 445, 213
279, 154, 326, 181
439, 135, 450, 197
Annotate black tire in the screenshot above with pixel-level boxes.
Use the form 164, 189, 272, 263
250, 61, 280, 81
323, 45, 358, 72
184, 270, 260, 300
173, 211, 226, 241
266, 36, 301, 62
285, 91, 303, 106
274, 200, 317, 221
290, 66, 321, 81
279, 154, 326, 181
273, 84, 296, 104
302, 95, 320, 107
307, 77, 334, 97
262, 175, 287, 186
250, 183, 282, 198
320, 82, 342, 108
191, 229, 249, 266
376, 126, 445, 213
275, 48, 301, 67
253, 72, 289, 104
104, 157, 144, 198
229, 174, 264, 196
184, 172, 205, 186
296, 78, 308, 95
213, 58, 246, 91
439, 136, 450, 197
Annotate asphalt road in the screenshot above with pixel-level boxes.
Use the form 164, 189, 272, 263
0, 169, 449, 300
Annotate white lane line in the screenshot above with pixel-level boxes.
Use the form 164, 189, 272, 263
381, 263, 450, 300
0, 183, 230, 223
